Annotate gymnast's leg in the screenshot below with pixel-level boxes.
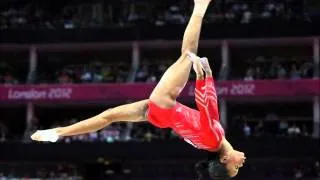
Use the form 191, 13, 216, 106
31, 100, 149, 142
149, 0, 212, 108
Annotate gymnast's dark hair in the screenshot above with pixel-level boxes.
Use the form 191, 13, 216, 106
195, 153, 230, 180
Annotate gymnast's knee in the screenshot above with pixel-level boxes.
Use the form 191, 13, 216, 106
99, 108, 116, 123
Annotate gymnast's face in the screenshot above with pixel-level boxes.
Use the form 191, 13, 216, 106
222, 150, 246, 177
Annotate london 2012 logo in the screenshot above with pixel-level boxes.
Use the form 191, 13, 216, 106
7, 88, 73, 100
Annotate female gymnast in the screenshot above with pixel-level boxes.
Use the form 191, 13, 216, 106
31, 0, 246, 178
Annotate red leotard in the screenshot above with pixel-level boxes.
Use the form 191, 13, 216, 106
147, 77, 225, 151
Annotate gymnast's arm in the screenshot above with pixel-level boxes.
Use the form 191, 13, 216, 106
31, 100, 148, 142
202, 59, 220, 121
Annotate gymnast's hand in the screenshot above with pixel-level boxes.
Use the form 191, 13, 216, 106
30, 129, 59, 142
187, 52, 212, 77
193, 56, 205, 80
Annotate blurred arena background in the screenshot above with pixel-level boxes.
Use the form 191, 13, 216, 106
0, 0, 320, 179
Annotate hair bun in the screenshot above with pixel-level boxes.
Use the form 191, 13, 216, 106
195, 160, 209, 180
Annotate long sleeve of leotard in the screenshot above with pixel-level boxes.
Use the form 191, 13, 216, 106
194, 78, 206, 110
204, 77, 219, 121
194, 77, 220, 122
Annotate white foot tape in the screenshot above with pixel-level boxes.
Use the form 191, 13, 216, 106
35, 129, 59, 142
